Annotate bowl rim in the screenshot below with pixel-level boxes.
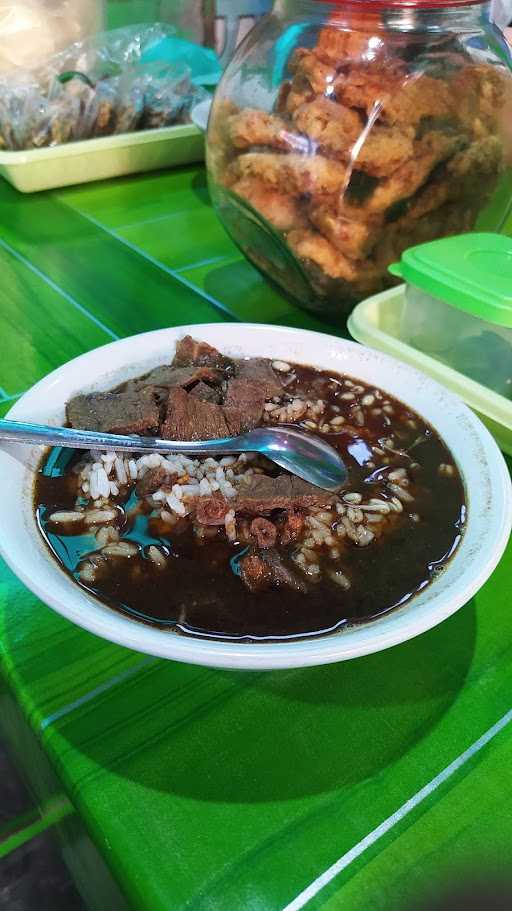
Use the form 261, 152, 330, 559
0, 321, 510, 670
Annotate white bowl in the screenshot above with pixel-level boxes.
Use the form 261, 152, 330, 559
0, 323, 510, 670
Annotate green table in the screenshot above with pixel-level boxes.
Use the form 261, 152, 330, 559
0, 166, 511, 911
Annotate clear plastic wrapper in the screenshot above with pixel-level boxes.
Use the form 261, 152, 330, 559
0, 23, 211, 150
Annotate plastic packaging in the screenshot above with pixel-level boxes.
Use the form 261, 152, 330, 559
0, 23, 215, 151
207, 0, 512, 319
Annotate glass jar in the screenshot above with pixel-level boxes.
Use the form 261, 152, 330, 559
206, 0, 512, 319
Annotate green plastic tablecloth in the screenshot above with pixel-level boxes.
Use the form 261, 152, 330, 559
0, 166, 511, 911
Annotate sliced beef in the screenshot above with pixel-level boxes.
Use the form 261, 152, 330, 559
122, 365, 221, 401
173, 335, 231, 370
147, 364, 220, 389
67, 386, 159, 435
224, 377, 265, 434
250, 517, 277, 548
234, 358, 283, 399
195, 494, 231, 525
161, 387, 230, 441
189, 381, 221, 404
239, 547, 308, 593
223, 358, 283, 434
136, 466, 169, 498
235, 473, 335, 514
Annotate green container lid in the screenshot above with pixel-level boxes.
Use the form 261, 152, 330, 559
389, 233, 512, 328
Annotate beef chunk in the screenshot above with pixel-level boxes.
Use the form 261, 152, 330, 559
223, 358, 283, 434
223, 406, 251, 437
195, 494, 231, 525
224, 377, 265, 434
234, 358, 283, 399
161, 387, 230, 441
250, 517, 277, 548
173, 335, 230, 370
189, 381, 221, 404
262, 548, 309, 593
240, 552, 272, 592
239, 547, 308, 593
67, 386, 159, 435
235, 473, 335, 514
136, 466, 169, 498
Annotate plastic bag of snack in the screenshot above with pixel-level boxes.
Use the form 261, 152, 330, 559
135, 62, 205, 130
113, 79, 145, 135
80, 78, 120, 138
0, 72, 46, 149
0, 23, 217, 150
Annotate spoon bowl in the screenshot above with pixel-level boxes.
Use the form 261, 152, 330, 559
241, 426, 347, 491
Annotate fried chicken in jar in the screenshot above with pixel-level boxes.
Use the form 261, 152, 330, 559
287, 228, 361, 282
230, 177, 308, 232
209, 9, 511, 315
308, 205, 381, 260
291, 98, 363, 154
227, 108, 309, 153
229, 152, 348, 197
316, 20, 386, 66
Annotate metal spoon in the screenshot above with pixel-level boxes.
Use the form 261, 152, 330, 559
0, 419, 347, 492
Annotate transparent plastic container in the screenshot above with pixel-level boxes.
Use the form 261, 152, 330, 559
207, 0, 512, 319
399, 286, 512, 395
347, 284, 512, 454
391, 231, 512, 397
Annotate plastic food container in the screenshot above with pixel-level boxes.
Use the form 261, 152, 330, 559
0, 123, 204, 193
207, 0, 512, 319
390, 232, 512, 398
347, 272, 512, 456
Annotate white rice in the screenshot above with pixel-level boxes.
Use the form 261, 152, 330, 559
83, 508, 118, 526
78, 450, 248, 524
48, 510, 84, 524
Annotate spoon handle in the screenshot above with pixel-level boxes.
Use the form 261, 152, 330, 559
0, 419, 253, 455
